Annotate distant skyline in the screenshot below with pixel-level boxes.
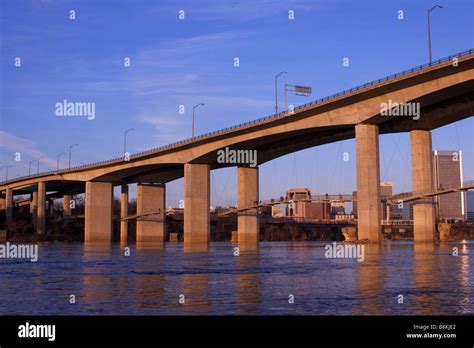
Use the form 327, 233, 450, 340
1, 0, 473, 207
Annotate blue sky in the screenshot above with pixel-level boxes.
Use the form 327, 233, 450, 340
0, 0, 473, 207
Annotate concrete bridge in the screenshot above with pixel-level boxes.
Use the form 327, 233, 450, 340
1, 49, 473, 247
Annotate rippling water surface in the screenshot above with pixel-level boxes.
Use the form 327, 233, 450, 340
0, 241, 472, 315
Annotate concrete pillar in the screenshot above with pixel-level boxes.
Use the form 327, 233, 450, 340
63, 194, 72, 216
31, 191, 38, 228
237, 166, 259, 249
37, 182, 46, 235
48, 198, 54, 216
136, 183, 165, 243
355, 124, 381, 242
5, 188, 13, 227
85, 181, 113, 242
184, 163, 210, 250
120, 184, 128, 244
410, 130, 436, 242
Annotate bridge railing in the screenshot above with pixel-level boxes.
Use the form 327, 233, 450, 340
2, 48, 473, 185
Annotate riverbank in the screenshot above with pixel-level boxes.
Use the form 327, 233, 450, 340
3, 214, 474, 243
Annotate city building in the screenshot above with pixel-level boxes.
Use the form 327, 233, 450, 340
285, 188, 331, 220
466, 191, 474, 221
271, 204, 285, 218
331, 202, 346, 216
433, 150, 465, 220
286, 188, 312, 218
380, 181, 393, 221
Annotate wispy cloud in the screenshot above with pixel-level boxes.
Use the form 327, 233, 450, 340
0, 131, 56, 169
154, 0, 325, 22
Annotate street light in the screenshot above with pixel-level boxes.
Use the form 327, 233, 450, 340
57, 152, 65, 170
428, 4, 443, 64
29, 160, 37, 176
192, 103, 204, 139
124, 128, 134, 155
0, 165, 12, 181
275, 71, 287, 115
37, 156, 43, 174
69, 144, 78, 169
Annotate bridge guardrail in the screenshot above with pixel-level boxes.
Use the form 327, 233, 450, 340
2, 48, 473, 185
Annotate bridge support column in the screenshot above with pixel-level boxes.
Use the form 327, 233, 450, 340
31, 191, 38, 228
120, 184, 128, 244
63, 194, 72, 216
356, 124, 381, 242
5, 188, 13, 228
136, 183, 166, 244
37, 182, 46, 235
410, 130, 436, 242
85, 182, 113, 242
184, 163, 210, 251
237, 166, 259, 250
48, 197, 54, 217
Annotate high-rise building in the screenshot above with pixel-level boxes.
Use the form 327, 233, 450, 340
433, 150, 464, 220
466, 191, 474, 221
380, 181, 393, 221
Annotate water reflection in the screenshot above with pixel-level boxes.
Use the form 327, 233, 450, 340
412, 243, 439, 314
180, 254, 211, 314
1, 241, 472, 315
235, 254, 261, 314
458, 242, 471, 314
356, 244, 384, 315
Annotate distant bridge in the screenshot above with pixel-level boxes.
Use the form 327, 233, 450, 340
389, 180, 474, 204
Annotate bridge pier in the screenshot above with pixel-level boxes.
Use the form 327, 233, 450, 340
30, 190, 38, 228
120, 184, 128, 244
184, 163, 210, 251
36, 182, 46, 235
63, 194, 72, 216
410, 130, 436, 242
237, 166, 259, 251
5, 188, 13, 228
355, 124, 381, 242
85, 181, 113, 242
136, 183, 166, 244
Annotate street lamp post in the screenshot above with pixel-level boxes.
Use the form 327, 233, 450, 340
428, 5, 443, 64
29, 160, 37, 176
192, 103, 204, 139
57, 152, 65, 170
124, 128, 134, 155
37, 156, 43, 174
69, 144, 78, 169
274, 71, 287, 115
0, 165, 12, 181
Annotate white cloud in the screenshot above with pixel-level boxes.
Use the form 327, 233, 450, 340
0, 131, 56, 170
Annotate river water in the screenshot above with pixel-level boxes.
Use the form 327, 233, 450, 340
0, 241, 472, 315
